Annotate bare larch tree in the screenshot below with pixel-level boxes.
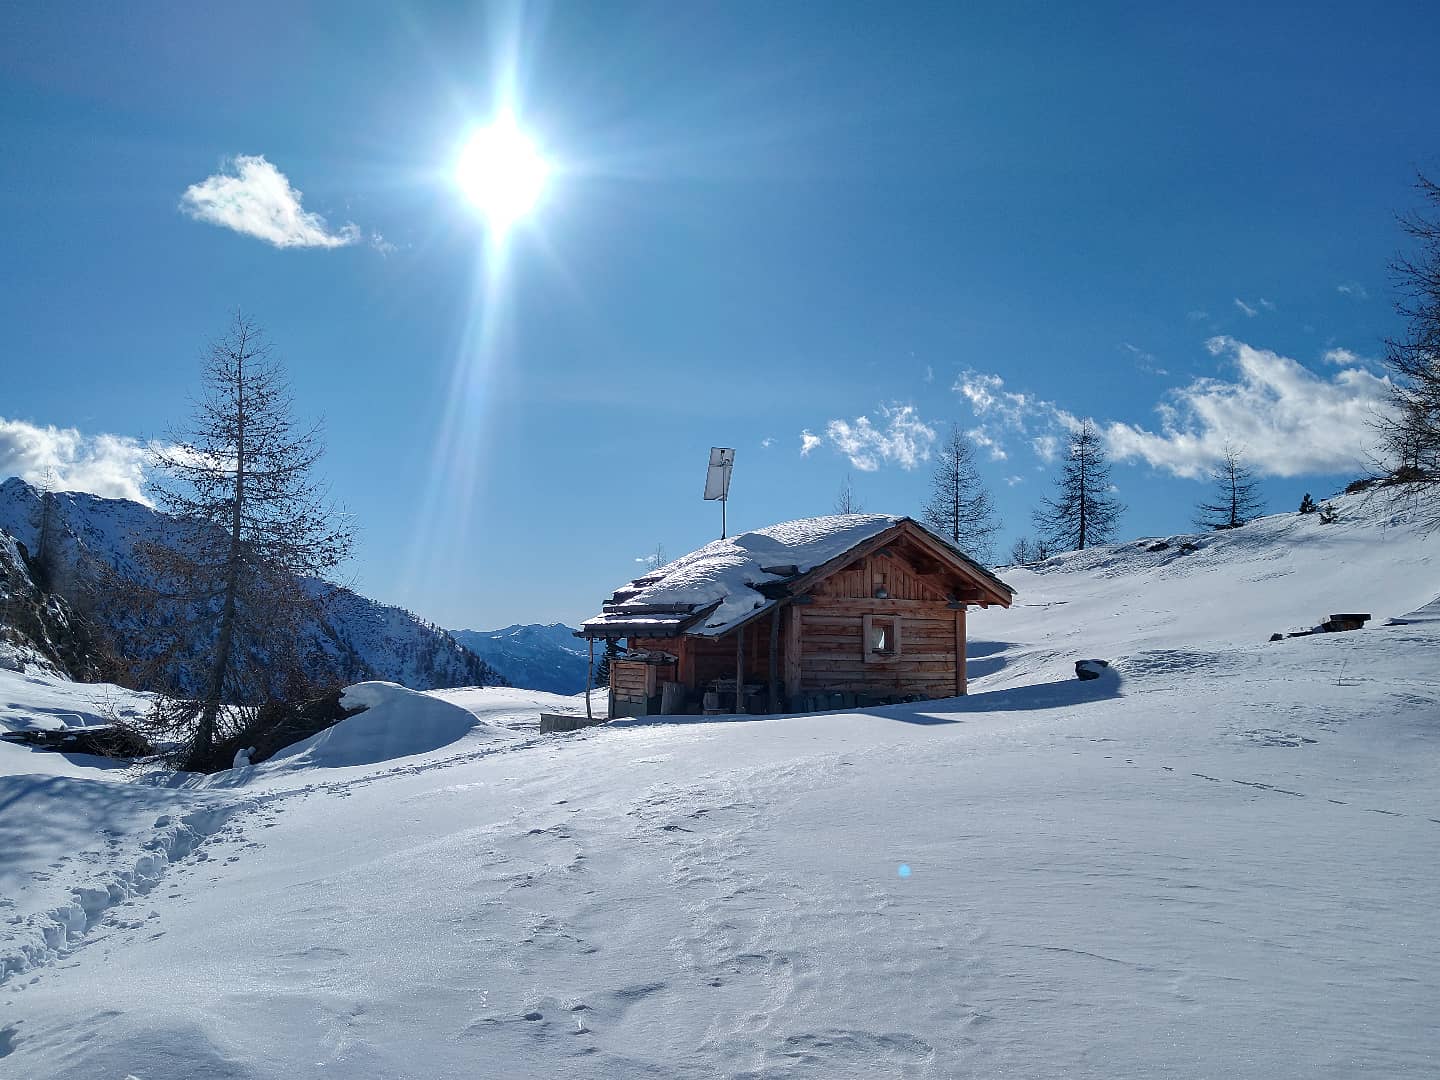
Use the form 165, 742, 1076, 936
1194, 443, 1265, 530
1378, 173, 1440, 523
922, 426, 1000, 562
1032, 421, 1124, 552
138, 313, 354, 768
1007, 533, 1055, 565
833, 473, 864, 514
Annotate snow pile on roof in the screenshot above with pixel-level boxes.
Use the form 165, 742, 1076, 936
592, 514, 903, 636
262, 681, 514, 770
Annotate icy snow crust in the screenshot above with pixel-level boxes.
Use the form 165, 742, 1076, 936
1, 496, 1438, 1078
593, 513, 902, 634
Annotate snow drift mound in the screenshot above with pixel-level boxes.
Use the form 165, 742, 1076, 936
264, 681, 509, 769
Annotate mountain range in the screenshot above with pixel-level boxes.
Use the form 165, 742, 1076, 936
450, 623, 589, 695
0, 476, 503, 693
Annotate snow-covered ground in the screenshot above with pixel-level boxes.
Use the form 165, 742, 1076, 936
1, 499, 1436, 1078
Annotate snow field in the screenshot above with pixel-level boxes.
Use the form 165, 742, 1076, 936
0, 496, 1435, 1077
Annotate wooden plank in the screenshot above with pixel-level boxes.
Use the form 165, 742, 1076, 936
805, 649, 957, 663
784, 605, 802, 700
735, 624, 745, 712
768, 607, 780, 712
954, 607, 965, 697
797, 616, 863, 630
805, 599, 955, 615
801, 659, 956, 674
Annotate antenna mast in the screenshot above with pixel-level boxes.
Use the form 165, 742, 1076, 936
703, 447, 735, 538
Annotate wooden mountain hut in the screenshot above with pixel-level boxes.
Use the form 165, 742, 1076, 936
579, 515, 1014, 717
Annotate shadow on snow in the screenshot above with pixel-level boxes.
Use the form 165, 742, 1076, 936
608, 665, 1122, 730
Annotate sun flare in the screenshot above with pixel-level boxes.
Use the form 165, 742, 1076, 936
455, 118, 548, 229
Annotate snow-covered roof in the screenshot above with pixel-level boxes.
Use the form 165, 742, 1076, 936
582, 514, 1011, 639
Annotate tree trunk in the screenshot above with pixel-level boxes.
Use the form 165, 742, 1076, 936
196, 356, 246, 763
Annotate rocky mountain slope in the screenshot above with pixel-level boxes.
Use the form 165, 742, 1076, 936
0, 476, 502, 694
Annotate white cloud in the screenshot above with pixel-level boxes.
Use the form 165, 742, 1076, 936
1103, 336, 1392, 479
1234, 298, 1258, 318
0, 417, 151, 503
951, 370, 1079, 463
760, 437, 775, 449
1259, 298, 1276, 311
1337, 281, 1368, 301
822, 404, 936, 472
966, 426, 1008, 461
800, 430, 822, 456
923, 365, 934, 384
1005, 475, 1024, 487
180, 155, 360, 249
1321, 346, 1378, 369
1031, 433, 1060, 462
1186, 309, 1210, 322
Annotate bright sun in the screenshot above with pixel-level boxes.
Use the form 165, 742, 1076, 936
455, 117, 548, 229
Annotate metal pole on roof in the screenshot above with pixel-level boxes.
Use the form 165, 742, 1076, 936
722, 494, 727, 539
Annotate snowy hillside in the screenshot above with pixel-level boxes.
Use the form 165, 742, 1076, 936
451, 622, 589, 694
0, 495, 1436, 1078
0, 476, 501, 693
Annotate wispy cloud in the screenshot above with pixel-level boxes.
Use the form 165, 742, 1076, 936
819, 404, 936, 472
1031, 433, 1060, 462
1234, 297, 1275, 318
1321, 346, 1377, 369
800, 430, 822, 456
1121, 342, 1168, 376
180, 155, 360, 249
966, 426, 1008, 461
760, 437, 775, 449
1337, 281, 1369, 301
0, 417, 152, 503
1103, 337, 1391, 479
951, 370, 1078, 463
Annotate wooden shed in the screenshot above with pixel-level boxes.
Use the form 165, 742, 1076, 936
579, 515, 1014, 717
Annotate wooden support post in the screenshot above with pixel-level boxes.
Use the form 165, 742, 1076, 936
735, 624, 745, 715
784, 604, 803, 701
768, 606, 781, 712
586, 637, 594, 720
954, 606, 967, 696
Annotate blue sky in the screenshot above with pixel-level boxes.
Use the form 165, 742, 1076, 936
3, 1, 1437, 628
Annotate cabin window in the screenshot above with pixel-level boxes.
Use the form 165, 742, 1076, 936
862, 614, 901, 663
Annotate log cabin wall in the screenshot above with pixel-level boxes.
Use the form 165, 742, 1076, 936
791, 550, 964, 701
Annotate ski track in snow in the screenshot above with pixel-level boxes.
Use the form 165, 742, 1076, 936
0, 501, 1437, 1078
